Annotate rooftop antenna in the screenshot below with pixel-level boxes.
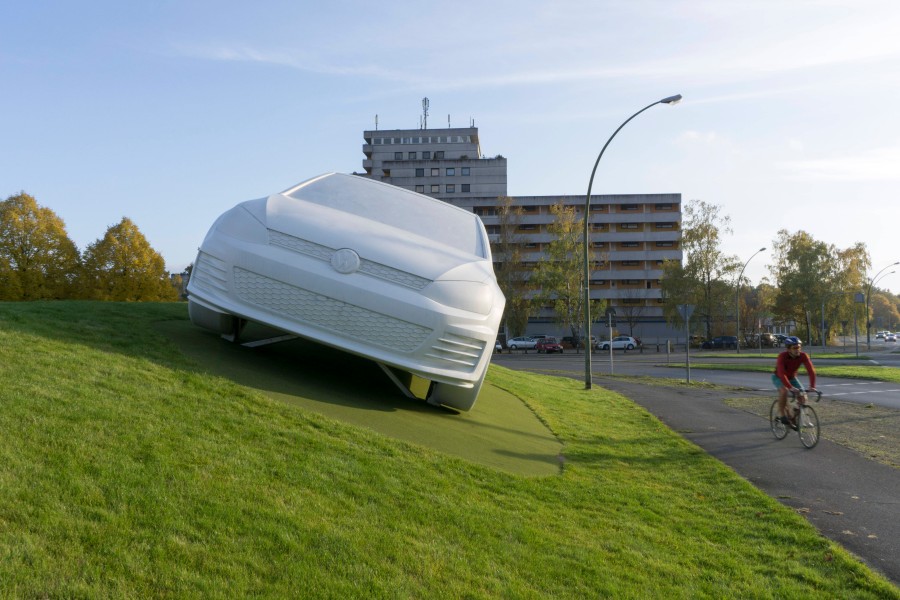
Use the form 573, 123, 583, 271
375, 114, 378, 130
422, 97, 429, 130
448, 114, 451, 127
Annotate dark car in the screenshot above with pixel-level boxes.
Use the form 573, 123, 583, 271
561, 335, 596, 349
701, 336, 738, 350
758, 333, 777, 347
536, 337, 564, 354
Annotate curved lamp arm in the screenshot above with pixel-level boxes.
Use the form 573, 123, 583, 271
583, 94, 682, 389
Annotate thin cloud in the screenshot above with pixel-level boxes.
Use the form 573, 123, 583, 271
778, 144, 900, 182
167, 0, 900, 94
171, 43, 412, 81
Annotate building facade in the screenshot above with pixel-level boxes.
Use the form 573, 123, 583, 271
361, 126, 683, 341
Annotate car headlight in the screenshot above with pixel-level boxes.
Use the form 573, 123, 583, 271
424, 280, 495, 315
211, 199, 268, 244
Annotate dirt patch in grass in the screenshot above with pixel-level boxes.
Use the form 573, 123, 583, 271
724, 396, 900, 469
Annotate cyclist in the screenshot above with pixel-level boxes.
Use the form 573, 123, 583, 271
772, 336, 818, 429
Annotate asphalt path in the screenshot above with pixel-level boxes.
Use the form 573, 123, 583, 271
493, 346, 900, 409
491, 348, 900, 586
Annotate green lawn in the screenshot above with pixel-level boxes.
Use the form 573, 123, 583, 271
681, 361, 900, 383
1, 301, 897, 598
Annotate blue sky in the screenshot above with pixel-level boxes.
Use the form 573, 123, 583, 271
3, 0, 899, 294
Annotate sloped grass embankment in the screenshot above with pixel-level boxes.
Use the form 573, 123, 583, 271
0, 302, 896, 597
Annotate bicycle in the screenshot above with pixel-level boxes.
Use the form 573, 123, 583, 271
769, 388, 822, 448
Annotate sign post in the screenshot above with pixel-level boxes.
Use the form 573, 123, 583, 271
854, 293, 864, 358
677, 304, 695, 383
606, 308, 616, 375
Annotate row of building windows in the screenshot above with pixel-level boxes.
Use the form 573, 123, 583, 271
497, 223, 677, 233
395, 151, 446, 160
592, 241, 676, 248
474, 204, 676, 216
373, 135, 473, 145
416, 184, 471, 194
414, 167, 471, 177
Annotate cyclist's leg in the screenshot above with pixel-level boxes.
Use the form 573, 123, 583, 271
786, 377, 804, 428
772, 375, 790, 419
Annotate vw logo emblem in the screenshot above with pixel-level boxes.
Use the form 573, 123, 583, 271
331, 248, 360, 274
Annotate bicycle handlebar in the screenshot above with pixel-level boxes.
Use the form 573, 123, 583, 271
792, 388, 822, 402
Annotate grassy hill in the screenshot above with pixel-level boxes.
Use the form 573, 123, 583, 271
1, 301, 896, 598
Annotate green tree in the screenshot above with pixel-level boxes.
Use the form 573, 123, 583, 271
80, 217, 178, 301
0, 192, 80, 300
490, 197, 531, 337
530, 202, 600, 343
820, 243, 868, 343
770, 230, 867, 344
871, 291, 900, 333
660, 200, 739, 338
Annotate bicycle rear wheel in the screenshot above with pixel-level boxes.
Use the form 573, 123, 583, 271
797, 405, 820, 449
769, 399, 788, 440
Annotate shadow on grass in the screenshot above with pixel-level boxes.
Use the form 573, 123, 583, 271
158, 319, 564, 477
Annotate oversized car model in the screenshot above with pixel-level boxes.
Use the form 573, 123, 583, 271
186, 173, 505, 411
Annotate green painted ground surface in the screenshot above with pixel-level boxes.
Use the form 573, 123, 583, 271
159, 320, 562, 477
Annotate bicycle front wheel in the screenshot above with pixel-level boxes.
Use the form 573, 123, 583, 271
770, 399, 788, 440
797, 405, 820, 449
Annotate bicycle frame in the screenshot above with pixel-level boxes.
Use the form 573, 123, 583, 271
770, 388, 822, 448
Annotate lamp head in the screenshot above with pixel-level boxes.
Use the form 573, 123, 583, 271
660, 94, 682, 105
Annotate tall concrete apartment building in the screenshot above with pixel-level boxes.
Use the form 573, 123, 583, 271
361, 125, 682, 340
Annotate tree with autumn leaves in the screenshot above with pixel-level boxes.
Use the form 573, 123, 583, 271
0, 192, 179, 302
0, 192, 80, 300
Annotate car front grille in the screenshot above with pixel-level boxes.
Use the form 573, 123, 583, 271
192, 251, 229, 293
268, 229, 431, 290
232, 267, 432, 352
424, 333, 487, 370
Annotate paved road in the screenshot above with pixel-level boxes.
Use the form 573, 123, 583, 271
493, 347, 900, 409
492, 351, 900, 586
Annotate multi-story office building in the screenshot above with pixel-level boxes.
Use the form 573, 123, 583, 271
361, 125, 682, 340
362, 127, 507, 199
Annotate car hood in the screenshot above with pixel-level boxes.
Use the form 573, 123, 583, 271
240, 173, 495, 283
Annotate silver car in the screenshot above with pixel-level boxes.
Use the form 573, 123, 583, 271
598, 336, 640, 350
506, 337, 537, 350
187, 173, 505, 411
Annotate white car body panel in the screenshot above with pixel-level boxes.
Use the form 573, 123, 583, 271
186, 173, 505, 411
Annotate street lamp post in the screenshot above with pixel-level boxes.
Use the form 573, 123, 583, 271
583, 94, 682, 389
865, 261, 899, 349
735, 247, 766, 354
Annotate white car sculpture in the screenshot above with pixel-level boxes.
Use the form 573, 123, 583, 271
186, 172, 505, 411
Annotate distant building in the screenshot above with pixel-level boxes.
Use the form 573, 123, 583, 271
361, 124, 682, 340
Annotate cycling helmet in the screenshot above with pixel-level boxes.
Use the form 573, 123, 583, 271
784, 336, 801, 348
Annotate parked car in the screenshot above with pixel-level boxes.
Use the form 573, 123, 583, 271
597, 336, 640, 351
186, 172, 505, 412
536, 337, 564, 353
757, 332, 777, 347
561, 335, 596, 349
887, 333, 897, 342
701, 336, 738, 349
507, 336, 537, 350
